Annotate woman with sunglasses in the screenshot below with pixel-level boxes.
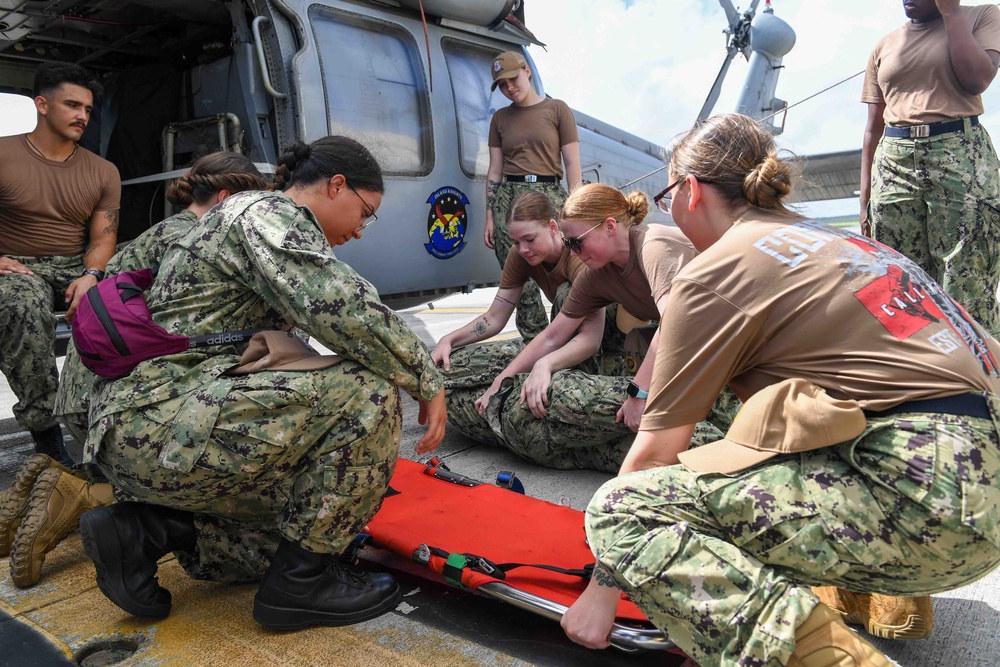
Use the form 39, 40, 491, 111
561, 113, 1000, 667
433, 191, 634, 466
466, 183, 738, 472
485, 50, 582, 343
70, 136, 447, 631
476, 183, 692, 426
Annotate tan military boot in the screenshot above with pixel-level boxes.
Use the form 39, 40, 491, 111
10, 468, 114, 587
0, 454, 75, 557
788, 603, 892, 667
812, 586, 932, 640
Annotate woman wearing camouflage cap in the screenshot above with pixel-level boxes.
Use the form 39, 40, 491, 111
74, 136, 447, 631
485, 49, 582, 342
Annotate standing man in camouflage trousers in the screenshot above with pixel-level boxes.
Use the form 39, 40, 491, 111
861, 0, 1000, 336
0, 62, 121, 467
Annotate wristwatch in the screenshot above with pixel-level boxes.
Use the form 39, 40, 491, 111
82, 268, 105, 281
626, 381, 648, 400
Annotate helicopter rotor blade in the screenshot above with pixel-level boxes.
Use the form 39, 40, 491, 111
697, 45, 738, 122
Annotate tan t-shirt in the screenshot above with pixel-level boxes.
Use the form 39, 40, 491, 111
488, 97, 579, 178
0, 134, 121, 257
498, 245, 586, 301
560, 225, 697, 322
861, 5, 1000, 125
642, 212, 1000, 431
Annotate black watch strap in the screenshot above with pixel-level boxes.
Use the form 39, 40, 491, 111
82, 268, 105, 281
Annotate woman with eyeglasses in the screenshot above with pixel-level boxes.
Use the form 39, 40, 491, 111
485, 50, 582, 343
71, 136, 447, 631
561, 113, 1000, 667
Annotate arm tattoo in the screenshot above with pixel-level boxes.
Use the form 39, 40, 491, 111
493, 294, 516, 307
594, 564, 617, 588
101, 209, 120, 235
487, 179, 501, 211
473, 318, 489, 336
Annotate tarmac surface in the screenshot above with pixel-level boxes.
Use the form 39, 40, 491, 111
2, 288, 999, 666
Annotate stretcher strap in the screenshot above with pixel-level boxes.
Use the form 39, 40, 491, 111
419, 544, 594, 588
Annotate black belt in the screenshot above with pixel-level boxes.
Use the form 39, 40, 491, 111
884, 116, 979, 138
865, 392, 991, 420
504, 175, 559, 183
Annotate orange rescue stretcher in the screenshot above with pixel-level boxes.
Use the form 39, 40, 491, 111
357, 458, 673, 652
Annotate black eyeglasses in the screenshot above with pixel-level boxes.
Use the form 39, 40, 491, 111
561, 221, 604, 253
349, 186, 378, 230
653, 178, 684, 214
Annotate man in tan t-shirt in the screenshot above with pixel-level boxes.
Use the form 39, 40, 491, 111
860, 0, 1000, 338
0, 62, 121, 467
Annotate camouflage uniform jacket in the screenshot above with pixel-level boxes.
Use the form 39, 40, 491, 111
84, 190, 443, 461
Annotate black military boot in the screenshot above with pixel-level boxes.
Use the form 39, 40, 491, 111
253, 539, 401, 630
28, 425, 75, 469
79, 502, 196, 619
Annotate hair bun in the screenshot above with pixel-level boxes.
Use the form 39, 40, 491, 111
274, 141, 312, 190
624, 190, 649, 226
743, 154, 793, 209
165, 175, 195, 207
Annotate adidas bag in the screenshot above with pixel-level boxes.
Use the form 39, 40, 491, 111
72, 268, 258, 379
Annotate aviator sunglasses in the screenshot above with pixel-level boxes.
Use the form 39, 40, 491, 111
561, 221, 604, 253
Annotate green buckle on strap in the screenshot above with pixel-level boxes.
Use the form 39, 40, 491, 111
443, 553, 468, 587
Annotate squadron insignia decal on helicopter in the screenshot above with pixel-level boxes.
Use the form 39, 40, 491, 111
424, 186, 469, 259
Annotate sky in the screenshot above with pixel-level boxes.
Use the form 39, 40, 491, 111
526, 0, 1000, 215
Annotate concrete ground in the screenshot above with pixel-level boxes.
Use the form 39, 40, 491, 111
2, 288, 999, 666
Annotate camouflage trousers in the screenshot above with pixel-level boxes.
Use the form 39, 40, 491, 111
491, 181, 568, 341
54, 344, 90, 446
0, 254, 83, 431
92, 360, 401, 582
871, 121, 1000, 336
445, 340, 740, 473
587, 399, 1000, 667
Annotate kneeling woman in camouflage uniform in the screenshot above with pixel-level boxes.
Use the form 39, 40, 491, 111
562, 114, 1000, 667
77, 136, 447, 630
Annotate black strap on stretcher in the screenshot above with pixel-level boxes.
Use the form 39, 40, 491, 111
413, 543, 595, 588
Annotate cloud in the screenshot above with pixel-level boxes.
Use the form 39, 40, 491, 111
527, 0, 1000, 159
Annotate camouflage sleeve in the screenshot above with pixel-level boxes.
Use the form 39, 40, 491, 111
235, 200, 444, 401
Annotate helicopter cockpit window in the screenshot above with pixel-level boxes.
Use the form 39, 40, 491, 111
309, 8, 432, 175
442, 40, 525, 179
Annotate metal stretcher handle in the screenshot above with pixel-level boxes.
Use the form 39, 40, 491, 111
477, 581, 674, 652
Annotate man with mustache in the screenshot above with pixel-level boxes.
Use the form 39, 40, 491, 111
0, 62, 121, 467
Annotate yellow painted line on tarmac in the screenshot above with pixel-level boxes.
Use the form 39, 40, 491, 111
0, 536, 495, 667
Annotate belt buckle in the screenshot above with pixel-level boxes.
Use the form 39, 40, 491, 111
910, 125, 930, 138
524, 174, 537, 183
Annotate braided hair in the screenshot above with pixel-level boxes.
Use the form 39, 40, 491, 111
272, 136, 383, 194
165, 152, 268, 208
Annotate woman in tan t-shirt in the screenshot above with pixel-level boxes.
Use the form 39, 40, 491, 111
475, 184, 696, 427
562, 113, 1000, 666
431, 191, 588, 371
485, 50, 582, 341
